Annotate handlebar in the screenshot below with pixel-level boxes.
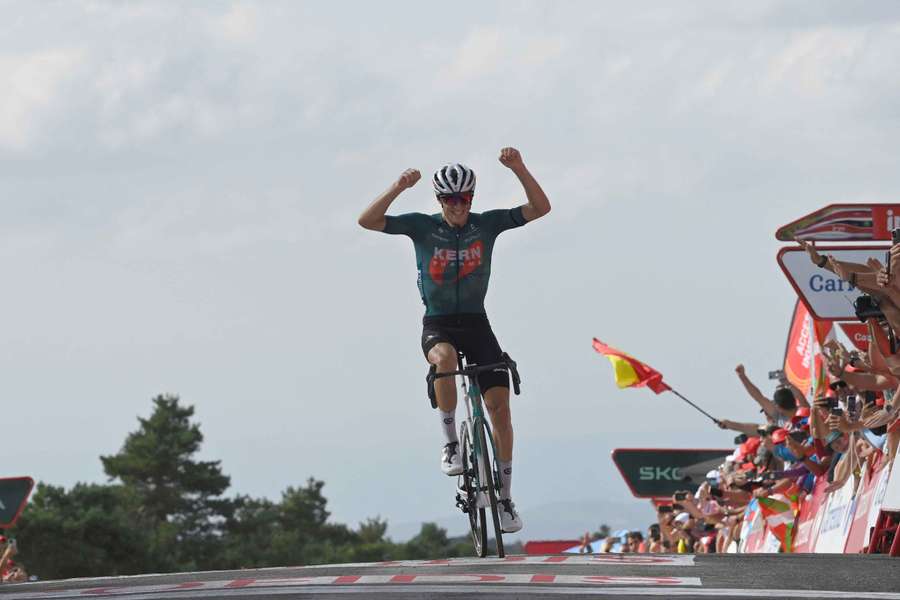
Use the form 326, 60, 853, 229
426, 352, 521, 408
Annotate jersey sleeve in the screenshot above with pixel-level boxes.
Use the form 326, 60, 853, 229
480, 207, 528, 236
382, 212, 430, 239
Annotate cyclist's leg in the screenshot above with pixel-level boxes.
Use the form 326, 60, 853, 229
459, 317, 513, 461
482, 385, 512, 462
426, 342, 459, 413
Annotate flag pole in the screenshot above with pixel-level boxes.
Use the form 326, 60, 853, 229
667, 388, 721, 426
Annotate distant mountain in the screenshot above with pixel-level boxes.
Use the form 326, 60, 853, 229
386, 496, 655, 544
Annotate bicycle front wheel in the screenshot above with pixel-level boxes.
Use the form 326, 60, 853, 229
460, 424, 487, 557
475, 417, 505, 558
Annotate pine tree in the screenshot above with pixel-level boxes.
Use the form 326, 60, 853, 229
100, 394, 232, 570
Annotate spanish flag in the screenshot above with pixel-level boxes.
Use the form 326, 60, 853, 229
592, 338, 671, 394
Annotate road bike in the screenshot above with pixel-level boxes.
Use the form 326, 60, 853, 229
426, 352, 521, 558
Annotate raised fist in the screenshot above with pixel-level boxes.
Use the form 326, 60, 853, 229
735, 364, 745, 376
499, 147, 524, 170
396, 169, 421, 190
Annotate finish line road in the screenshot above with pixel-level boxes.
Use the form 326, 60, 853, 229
1, 554, 898, 600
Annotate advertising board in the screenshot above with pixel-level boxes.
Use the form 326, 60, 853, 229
777, 246, 890, 321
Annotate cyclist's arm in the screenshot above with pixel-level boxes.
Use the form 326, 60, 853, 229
499, 148, 550, 222
358, 169, 420, 231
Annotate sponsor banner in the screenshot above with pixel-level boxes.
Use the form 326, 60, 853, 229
783, 300, 813, 392
0, 477, 34, 528
844, 456, 891, 553
611, 448, 732, 498
881, 459, 900, 511
777, 246, 889, 321
792, 477, 828, 553
775, 203, 900, 242
839, 322, 871, 352
813, 476, 856, 553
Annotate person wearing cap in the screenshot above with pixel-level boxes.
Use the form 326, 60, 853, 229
734, 364, 808, 426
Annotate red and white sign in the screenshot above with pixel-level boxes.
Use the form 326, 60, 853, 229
777, 246, 889, 321
844, 456, 891, 553
839, 323, 871, 351
813, 476, 856, 552
776, 203, 900, 241
792, 477, 828, 552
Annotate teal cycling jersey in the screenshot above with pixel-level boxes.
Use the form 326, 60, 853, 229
383, 207, 527, 316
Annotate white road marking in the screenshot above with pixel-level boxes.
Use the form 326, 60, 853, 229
6, 585, 900, 600
365, 554, 696, 568
0, 574, 700, 599
3, 554, 693, 590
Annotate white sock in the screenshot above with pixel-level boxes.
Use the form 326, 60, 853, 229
499, 460, 512, 500
439, 410, 458, 445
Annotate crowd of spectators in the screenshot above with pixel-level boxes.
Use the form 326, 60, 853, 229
589, 239, 900, 554
0, 536, 28, 582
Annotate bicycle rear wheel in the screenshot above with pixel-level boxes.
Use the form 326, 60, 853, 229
459, 425, 487, 557
475, 417, 505, 558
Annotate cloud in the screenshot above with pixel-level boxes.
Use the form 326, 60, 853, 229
209, 3, 260, 43
0, 49, 84, 152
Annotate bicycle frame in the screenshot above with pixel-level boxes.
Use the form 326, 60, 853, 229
459, 368, 499, 508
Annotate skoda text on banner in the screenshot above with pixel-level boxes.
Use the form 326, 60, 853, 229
775, 203, 900, 242
777, 246, 889, 321
611, 449, 732, 498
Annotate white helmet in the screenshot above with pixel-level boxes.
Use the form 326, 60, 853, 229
433, 163, 476, 195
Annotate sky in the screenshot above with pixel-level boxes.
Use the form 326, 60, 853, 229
4, 0, 900, 543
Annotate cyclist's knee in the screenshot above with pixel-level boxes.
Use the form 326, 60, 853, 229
484, 388, 512, 423
428, 342, 458, 372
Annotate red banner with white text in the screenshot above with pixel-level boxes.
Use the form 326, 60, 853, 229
783, 300, 813, 392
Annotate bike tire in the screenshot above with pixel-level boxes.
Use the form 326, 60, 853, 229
475, 418, 505, 558
460, 425, 487, 557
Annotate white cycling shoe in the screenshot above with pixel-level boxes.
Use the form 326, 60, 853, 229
499, 498, 523, 533
441, 442, 464, 476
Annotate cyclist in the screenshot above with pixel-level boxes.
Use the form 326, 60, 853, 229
357, 147, 550, 533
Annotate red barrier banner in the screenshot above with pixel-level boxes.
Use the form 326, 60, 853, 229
813, 476, 856, 552
792, 477, 828, 553
839, 323, 871, 352
844, 455, 892, 553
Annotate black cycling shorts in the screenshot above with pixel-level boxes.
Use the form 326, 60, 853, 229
421, 313, 509, 393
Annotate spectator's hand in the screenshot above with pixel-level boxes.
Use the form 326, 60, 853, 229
825, 480, 844, 493
828, 256, 854, 282
826, 414, 851, 432
797, 239, 825, 267
395, 168, 421, 190
752, 486, 770, 499
735, 364, 746, 376
786, 437, 808, 458
697, 482, 710, 500
498, 147, 524, 171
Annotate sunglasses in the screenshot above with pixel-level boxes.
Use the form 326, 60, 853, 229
439, 192, 473, 206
